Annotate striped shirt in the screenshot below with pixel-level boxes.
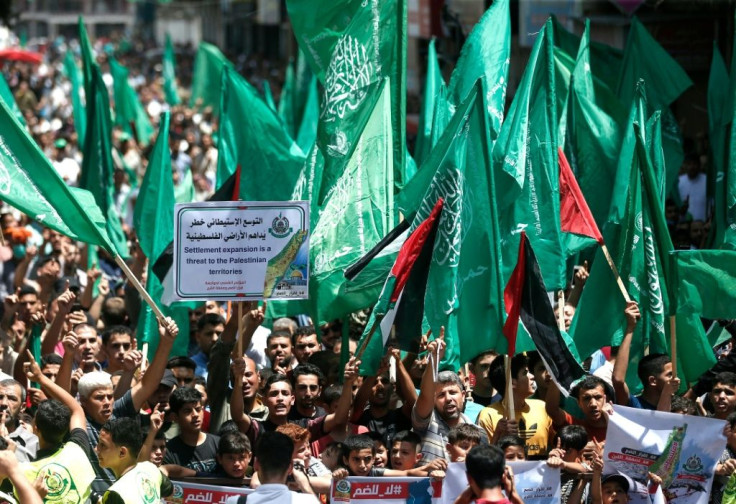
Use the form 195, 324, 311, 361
411, 406, 487, 462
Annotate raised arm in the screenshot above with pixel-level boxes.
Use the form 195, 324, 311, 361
0, 450, 42, 504
414, 328, 445, 421
24, 350, 86, 430
612, 301, 640, 406
391, 347, 418, 415
324, 356, 359, 432
114, 349, 143, 400
41, 286, 75, 355
130, 317, 178, 410
138, 405, 164, 463
545, 379, 567, 426
230, 357, 252, 434
55, 332, 78, 393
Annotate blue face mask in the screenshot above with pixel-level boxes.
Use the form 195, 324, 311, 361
12, 245, 25, 259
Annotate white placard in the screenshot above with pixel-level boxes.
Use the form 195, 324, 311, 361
174, 201, 309, 301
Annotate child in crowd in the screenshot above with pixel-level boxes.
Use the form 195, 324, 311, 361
320, 442, 343, 471
498, 435, 526, 461
547, 425, 591, 504
365, 431, 389, 468
164, 431, 252, 480
446, 424, 482, 462
390, 430, 423, 470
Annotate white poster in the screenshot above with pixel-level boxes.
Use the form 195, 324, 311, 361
603, 405, 727, 504
173, 201, 309, 301
441, 460, 560, 504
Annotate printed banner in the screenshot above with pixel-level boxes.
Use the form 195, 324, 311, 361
331, 477, 442, 504
441, 461, 560, 504
173, 201, 309, 301
163, 480, 252, 504
603, 405, 726, 504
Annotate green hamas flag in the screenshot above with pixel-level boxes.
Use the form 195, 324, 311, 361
290, 0, 407, 197
109, 57, 155, 147
0, 96, 115, 253
134, 111, 190, 358
163, 33, 181, 106
216, 67, 306, 198
397, 79, 505, 370
0, 72, 24, 126
494, 19, 565, 290
78, 17, 95, 97
414, 39, 445, 167
308, 78, 395, 324
79, 65, 129, 258
707, 42, 729, 248
616, 18, 693, 200
190, 42, 233, 115
62, 50, 85, 144
725, 10, 736, 249
279, 50, 319, 154
561, 21, 624, 229
671, 249, 736, 321
262, 80, 277, 112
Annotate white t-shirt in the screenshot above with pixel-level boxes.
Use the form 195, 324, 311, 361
678, 173, 707, 221
225, 483, 320, 504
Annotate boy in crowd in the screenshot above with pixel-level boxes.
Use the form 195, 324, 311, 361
165, 431, 253, 480
446, 424, 482, 462
498, 435, 525, 461
163, 387, 220, 472
547, 425, 592, 504
454, 445, 523, 504
390, 430, 423, 470
365, 432, 388, 468
96, 417, 173, 503
547, 375, 613, 442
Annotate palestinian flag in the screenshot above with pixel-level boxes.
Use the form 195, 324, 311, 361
558, 147, 603, 254
357, 198, 444, 374
504, 232, 586, 395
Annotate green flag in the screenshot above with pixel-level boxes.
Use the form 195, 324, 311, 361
414, 39, 445, 166
707, 42, 729, 248
279, 61, 297, 135
616, 18, 693, 199
295, 75, 319, 154
133, 111, 190, 357
262, 80, 277, 113
79, 65, 129, 258
725, 14, 736, 249
109, 57, 155, 147
163, 34, 181, 106
397, 79, 505, 370
62, 50, 85, 144
494, 20, 566, 290
190, 42, 233, 115
308, 78, 395, 324
290, 0, 407, 198
0, 72, 24, 126
671, 249, 736, 321
216, 67, 306, 198
0, 96, 116, 252
279, 50, 319, 154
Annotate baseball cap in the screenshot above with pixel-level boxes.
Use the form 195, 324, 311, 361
54, 138, 67, 149
601, 473, 634, 493
160, 369, 177, 388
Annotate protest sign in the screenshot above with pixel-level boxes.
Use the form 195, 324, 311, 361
603, 405, 726, 504
173, 201, 309, 301
163, 479, 252, 504
331, 477, 442, 504
441, 461, 560, 504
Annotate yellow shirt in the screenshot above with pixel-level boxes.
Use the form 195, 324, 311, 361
476, 398, 553, 458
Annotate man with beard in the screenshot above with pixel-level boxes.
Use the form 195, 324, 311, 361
0, 378, 38, 462
231, 357, 359, 446
266, 330, 295, 374
546, 375, 613, 442
352, 348, 414, 446
292, 326, 320, 365
289, 364, 326, 421
411, 333, 487, 462
71, 318, 179, 496
191, 313, 225, 379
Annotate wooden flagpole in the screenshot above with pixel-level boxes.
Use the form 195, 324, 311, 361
600, 243, 631, 303
558, 290, 565, 331
670, 316, 677, 379
505, 354, 515, 421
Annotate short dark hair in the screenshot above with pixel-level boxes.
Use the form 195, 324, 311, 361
255, 431, 294, 478
489, 353, 528, 397
714, 372, 736, 389
41, 353, 63, 367
555, 425, 588, 452
526, 351, 543, 372
292, 363, 324, 386
0, 379, 25, 403
218, 431, 251, 455
497, 435, 524, 453
102, 417, 143, 457
218, 420, 240, 437
293, 325, 317, 345
364, 431, 387, 447
392, 431, 421, 451
321, 384, 342, 405
101, 325, 133, 346
637, 353, 671, 387
471, 350, 497, 367
448, 424, 482, 445
267, 329, 293, 346
264, 373, 292, 394
167, 356, 196, 371
342, 434, 376, 462
671, 395, 698, 416
35, 399, 70, 445
465, 444, 505, 490
197, 313, 225, 331
572, 375, 613, 401
169, 387, 202, 414
18, 285, 38, 298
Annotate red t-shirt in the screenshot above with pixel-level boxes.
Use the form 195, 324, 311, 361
311, 424, 368, 457
475, 499, 512, 504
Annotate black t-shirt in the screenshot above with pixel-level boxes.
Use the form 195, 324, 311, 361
288, 406, 327, 421
356, 408, 411, 445
471, 392, 501, 407
163, 433, 220, 473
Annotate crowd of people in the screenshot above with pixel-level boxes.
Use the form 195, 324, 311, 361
0, 26, 727, 504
